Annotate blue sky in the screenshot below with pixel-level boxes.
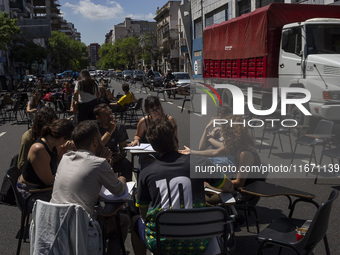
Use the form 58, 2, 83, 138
59, 0, 172, 46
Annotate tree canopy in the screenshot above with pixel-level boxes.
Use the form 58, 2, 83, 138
11, 41, 47, 65
98, 36, 143, 70
48, 31, 89, 72
0, 12, 20, 51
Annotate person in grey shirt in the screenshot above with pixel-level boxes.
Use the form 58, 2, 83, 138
51, 120, 129, 254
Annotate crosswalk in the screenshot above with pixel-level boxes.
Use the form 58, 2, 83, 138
0, 132, 6, 137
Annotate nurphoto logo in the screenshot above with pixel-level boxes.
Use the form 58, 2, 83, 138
200, 84, 312, 128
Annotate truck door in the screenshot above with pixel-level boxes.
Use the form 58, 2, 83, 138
279, 27, 303, 88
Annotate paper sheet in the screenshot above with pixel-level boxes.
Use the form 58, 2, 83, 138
100, 181, 136, 200
124, 143, 151, 150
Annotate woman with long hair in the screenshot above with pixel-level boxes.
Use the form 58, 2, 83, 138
27, 89, 45, 116
18, 119, 75, 190
73, 69, 99, 123
129, 95, 177, 147
17, 107, 58, 171
180, 115, 261, 188
129, 96, 177, 169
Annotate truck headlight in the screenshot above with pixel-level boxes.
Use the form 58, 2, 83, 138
323, 91, 340, 100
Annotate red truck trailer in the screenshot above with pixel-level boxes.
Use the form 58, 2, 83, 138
203, 3, 340, 88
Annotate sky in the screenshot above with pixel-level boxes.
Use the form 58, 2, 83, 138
59, 0, 174, 46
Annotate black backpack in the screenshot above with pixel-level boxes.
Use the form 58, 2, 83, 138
0, 154, 18, 205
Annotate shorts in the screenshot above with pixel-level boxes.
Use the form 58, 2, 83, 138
134, 217, 147, 247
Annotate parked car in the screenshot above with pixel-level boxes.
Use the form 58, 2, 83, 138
132, 70, 144, 81
44, 73, 55, 83
123, 70, 132, 81
108, 69, 115, 77
173, 72, 191, 92
151, 71, 164, 87
56, 70, 74, 79
88, 70, 95, 77
22, 74, 36, 83
114, 70, 123, 79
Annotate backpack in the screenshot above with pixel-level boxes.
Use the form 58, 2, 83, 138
0, 154, 18, 205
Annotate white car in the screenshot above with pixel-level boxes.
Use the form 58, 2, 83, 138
89, 71, 96, 77
173, 72, 191, 89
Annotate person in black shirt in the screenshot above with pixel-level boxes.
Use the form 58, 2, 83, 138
94, 104, 132, 181
131, 119, 233, 255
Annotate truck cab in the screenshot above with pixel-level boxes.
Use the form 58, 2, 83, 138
279, 19, 340, 121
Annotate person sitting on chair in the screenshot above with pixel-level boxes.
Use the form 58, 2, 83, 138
131, 119, 234, 255
180, 115, 262, 206
18, 119, 74, 201
94, 104, 132, 181
128, 96, 177, 169
110, 83, 137, 111
50, 120, 130, 254
17, 107, 58, 172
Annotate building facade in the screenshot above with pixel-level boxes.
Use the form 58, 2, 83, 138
154, 1, 181, 74
88, 43, 100, 67
110, 17, 156, 43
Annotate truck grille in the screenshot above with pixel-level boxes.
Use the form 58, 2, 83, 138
324, 66, 340, 75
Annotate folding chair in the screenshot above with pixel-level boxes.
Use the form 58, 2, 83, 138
257, 189, 338, 255
155, 207, 234, 255
30, 200, 103, 255
267, 114, 294, 158
127, 98, 144, 123
290, 119, 334, 166
315, 143, 340, 184
6, 166, 52, 255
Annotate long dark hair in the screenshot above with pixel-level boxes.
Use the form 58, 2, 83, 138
78, 69, 97, 95
41, 119, 75, 140
31, 107, 58, 142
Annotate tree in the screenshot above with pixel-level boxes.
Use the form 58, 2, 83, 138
11, 41, 47, 72
140, 32, 160, 67
98, 43, 117, 69
48, 31, 90, 72
0, 12, 20, 51
98, 37, 142, 70
115, 37, 141, 69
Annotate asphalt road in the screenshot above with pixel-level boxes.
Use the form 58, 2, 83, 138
0, 78, 339, 254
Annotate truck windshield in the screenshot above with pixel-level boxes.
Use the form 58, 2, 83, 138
306, 24, 340, 55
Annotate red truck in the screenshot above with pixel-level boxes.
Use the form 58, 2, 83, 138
203, 3, 340, 124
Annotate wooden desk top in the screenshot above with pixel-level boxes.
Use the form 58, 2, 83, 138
304, 134, 333, 139
239, 181, 315, 199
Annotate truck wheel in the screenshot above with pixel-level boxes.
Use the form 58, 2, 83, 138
288, 104, 310, 136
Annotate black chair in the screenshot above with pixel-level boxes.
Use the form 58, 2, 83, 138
315, 144, 340, 184
290, 119, 334, 166
127, 98, 144, 123
257, 189, 338, 255
234, 171, 268, 234
178, 87, 191, 113
267, 114, 295, 158
6, 166, 52, 255
155, 207, 234, 255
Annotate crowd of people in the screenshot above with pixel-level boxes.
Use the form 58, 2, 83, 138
0, 68, 264, 254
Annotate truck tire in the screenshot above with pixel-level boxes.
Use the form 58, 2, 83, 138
288, 103, 310, 136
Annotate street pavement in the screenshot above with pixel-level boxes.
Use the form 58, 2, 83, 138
0, 78, 339, 254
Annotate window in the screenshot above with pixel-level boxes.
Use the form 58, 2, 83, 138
282, 27, 302, 55
205, 5, 228, 27
257, 0, 283, 8
238, 0, 251, 16
194, 18, 202, 39
194, 51, 202, 57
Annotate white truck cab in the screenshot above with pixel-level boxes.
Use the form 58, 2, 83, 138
279, 18, 340, 121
